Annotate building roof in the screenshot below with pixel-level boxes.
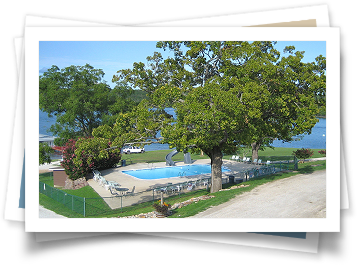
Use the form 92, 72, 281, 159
39, 134, 56, 142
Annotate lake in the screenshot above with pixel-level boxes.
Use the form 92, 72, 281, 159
40, 109, 326, 151
272, 118, 326, 149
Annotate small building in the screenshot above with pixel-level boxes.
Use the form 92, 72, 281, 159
39, 134, 56, 147
51, 168, 68, 187
52, 168, 89, 189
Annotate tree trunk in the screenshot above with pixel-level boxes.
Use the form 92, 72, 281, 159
209, 146, 223, 193
251, 141, 261, 162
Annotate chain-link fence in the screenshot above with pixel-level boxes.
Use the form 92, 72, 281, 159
39, 182, 86, 216
39, 156, 298, 217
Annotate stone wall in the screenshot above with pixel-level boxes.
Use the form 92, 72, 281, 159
64, 177, 89, 190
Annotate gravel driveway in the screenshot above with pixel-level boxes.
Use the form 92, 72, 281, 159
192, 170, 326, 218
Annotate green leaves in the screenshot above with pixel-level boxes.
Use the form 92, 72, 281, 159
40, 64, 138, 143
39, 143, 54, 165
60, 137, 121, 180
115, 41, 325, 158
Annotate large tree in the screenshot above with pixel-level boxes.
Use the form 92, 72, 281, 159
237, 47, 326, 161
113, 41, 325, 193
39, 64, 137, 145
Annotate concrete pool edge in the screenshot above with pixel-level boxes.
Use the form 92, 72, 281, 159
87, 159, 262, 196
121, 163, 231, 180
85, 159, 267, 210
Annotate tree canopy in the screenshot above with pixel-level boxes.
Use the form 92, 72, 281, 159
39, 64, 137, 145
111, 41, 325, 193
39, 43, 325, 185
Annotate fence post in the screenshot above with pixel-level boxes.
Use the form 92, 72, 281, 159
83, 197, 86, 217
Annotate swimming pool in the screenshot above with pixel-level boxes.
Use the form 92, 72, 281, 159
122, 164, 230, 180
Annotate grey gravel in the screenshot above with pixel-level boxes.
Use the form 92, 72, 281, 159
191, 170, 326, 218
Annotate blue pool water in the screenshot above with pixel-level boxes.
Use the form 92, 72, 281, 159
122, 164, 230, 180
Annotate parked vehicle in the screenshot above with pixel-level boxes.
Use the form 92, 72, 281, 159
122, 146, 145, 154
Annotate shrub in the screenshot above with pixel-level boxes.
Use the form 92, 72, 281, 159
292, 148, 314, 162
153, 200, 171, 215
318, 150, 326, 156
61, 137, 121, 180
39, 142, 54, 165
61, 139, 88, 180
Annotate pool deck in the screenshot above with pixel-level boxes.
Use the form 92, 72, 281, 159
87, 159, 262, 210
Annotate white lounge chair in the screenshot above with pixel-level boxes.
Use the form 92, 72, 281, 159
175, 185, 183, 192
98, 176, 107, 186
253, 159, 258, 164
242, 157, 247, 163
246, 158, 251, 163
258, 159, 262, 165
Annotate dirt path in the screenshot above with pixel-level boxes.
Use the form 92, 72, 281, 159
192, 170, 326, 218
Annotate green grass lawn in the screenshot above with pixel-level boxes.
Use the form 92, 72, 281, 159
121, 150, 209, 164
121, 147, 325, 165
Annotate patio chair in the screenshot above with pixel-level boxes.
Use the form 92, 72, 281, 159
103, 181, 112, 191
235, 156, 240, 162
98, 176, 107, 186
242, 157, 247, 163
266, 160, 271, 165
253, 159, 258, 164
257, 159, 262, 165
165, 185, 174, 194
109, 186, 120, 196
203, 179, 209, 187
108, 181, 120, 188
245, 157, 251, 163
126, 186, 135, 196
232, 155, 240, 161
186, 183, 193, 191
175, 185, 183, 192
93, 170, 101, 177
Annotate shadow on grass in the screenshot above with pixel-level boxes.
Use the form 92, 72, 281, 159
297, 165, 315, 174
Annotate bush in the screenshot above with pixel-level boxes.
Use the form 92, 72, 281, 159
39, 142, 54, 165
318, 150, 326, 156
292, 148, 314, 162
153, 200, 171, 215
61, 137, 121, 180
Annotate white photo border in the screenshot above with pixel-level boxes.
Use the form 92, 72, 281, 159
25, 26, 340, 232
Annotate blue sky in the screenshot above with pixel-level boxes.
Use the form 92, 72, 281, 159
39, 41, 326, 88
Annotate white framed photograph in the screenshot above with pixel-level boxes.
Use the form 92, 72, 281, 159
25, 26, 340, 233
